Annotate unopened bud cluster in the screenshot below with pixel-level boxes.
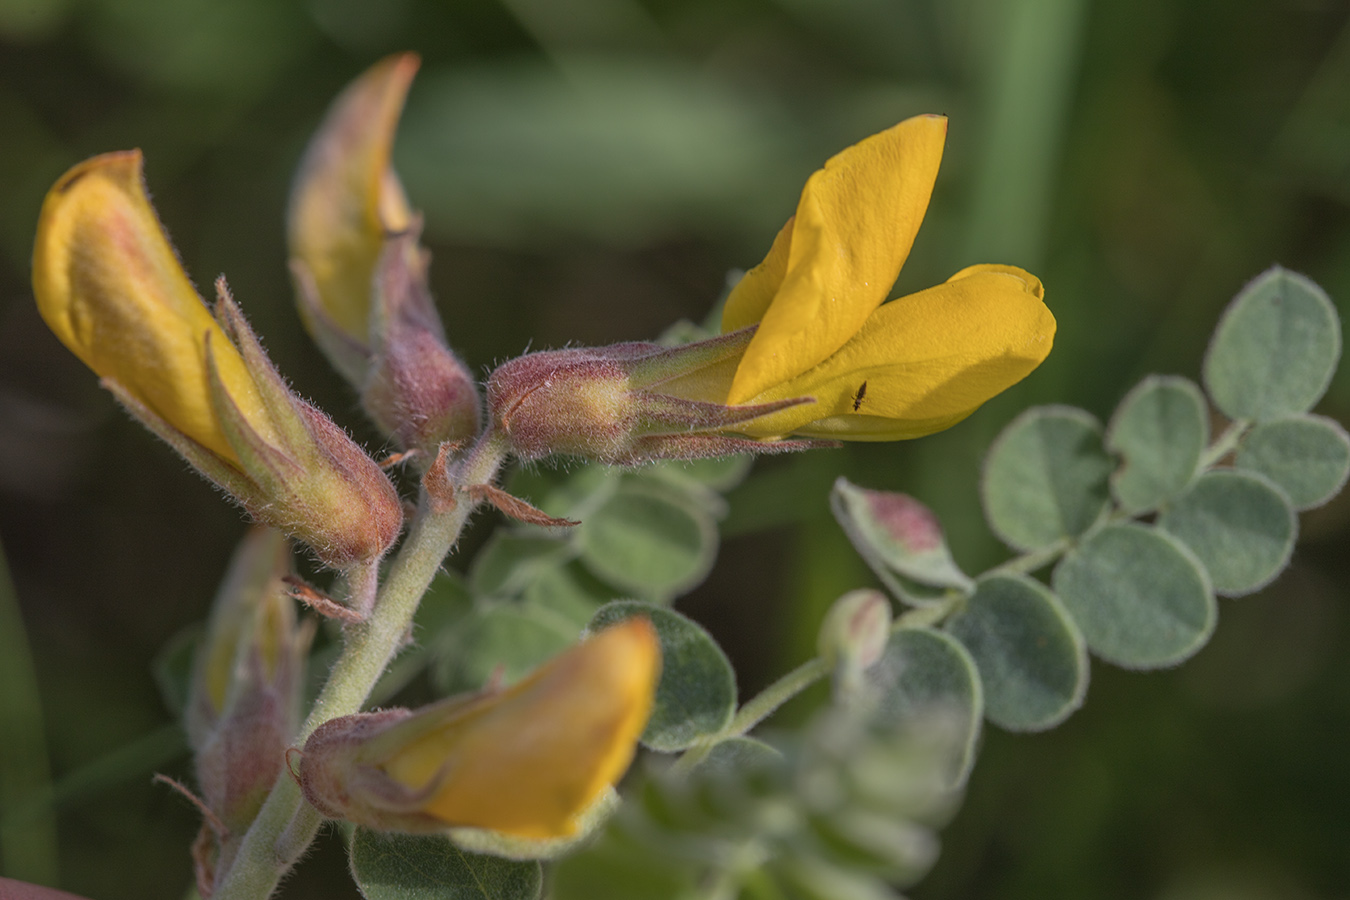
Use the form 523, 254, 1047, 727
288, 52, 479, 459
32, 152, 402, 576
185, 528, 306, 895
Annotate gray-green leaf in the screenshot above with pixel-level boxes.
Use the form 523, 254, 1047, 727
1158, 470, 1298, 597
349, 829, 542, 900
578, 482, 718, 600
945, 574, 1088, 732
1235, 414, 1350, 510
469, 533, 577, 598
692, 736, 783, 775
434, 604, 576, 694
981, 406, 1113, 551
1106, 375, 1208, 514
589, 601, 736, 751
1203, 266, 1341, 422
1052, 523, 1216, 668
864, 628, 982, 786
520, 562, 615, 629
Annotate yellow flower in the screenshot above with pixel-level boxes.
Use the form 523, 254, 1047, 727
716, 114, 1055, 440
298, 618, 661, 842
287, 51, 416, 350
485, 115, 1055, 464
33, 150, 275, 462
32, 151, 403, 576
287, 53, 481, 453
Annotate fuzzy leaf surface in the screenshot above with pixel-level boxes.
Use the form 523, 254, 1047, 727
1106, 375, 1207, 514
981, 406, 1112, 551
945, 574, 1088, 731
1053, 523, 1216, 668
349, 829, 542, 900
1235, 414, 1350, 510
1203, 266, 1341, 422
1158, 470, 1297, 597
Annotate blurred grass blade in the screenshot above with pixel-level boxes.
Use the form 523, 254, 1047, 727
963, 0, 1088, 268
0, 539, 59, 886
11, 724, 186, 821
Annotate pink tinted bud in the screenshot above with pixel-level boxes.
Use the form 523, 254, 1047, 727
486, 332, 833, 465
487, 348, 635, 462
360, 231, 481, 456
817, 588, 892, 672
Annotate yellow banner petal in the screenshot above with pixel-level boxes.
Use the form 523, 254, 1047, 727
287, 53, 418, 341
720, 216, 794, 332
380, 619, 660, 839
727, 114, 948, 404
735, 265, 1055, 439
32, 151, 271, 463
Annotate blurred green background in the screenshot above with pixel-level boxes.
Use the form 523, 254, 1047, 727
2, 0, 1349, 897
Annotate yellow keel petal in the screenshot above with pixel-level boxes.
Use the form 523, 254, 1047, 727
736, 265, 1054, 439
32, 151, 269, 462
287, 53, 418, 341
380, 619, 660, 839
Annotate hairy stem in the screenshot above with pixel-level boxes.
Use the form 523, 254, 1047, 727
1200, 419, 1249, 469
675, 657, 831, 774
214, 435, 506, 900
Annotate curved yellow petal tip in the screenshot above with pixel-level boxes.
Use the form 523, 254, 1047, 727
32, 151, 266, 462
383, 617, 661, 839
726, 114, 948, 404
287, 52, 420, 340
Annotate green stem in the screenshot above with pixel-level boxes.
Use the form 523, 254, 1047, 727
894, 592, 964, 630
213, 435, 506, 900
676, 656, 832, 773
728, 657, 830, 738
988, 536, 1071, 577
1200, 419, 1249, 469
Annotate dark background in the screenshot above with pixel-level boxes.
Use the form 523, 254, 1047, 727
1, 0, 1349, 897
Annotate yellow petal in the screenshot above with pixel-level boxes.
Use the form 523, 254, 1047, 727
720, 216, 794, 332
287, 53, 418, 341
735, 265, 1055, 440
726, 115, 948, 404
380, 619, 660, 839
32, 151, 272, 463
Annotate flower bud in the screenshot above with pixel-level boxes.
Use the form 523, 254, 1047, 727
358, 228, 480, 457
297, 618, 660, 841
817, 589, 892, 699
188, 528, 305, 834
486, 331, 831, 464
288, 52, 480, 453
830, 478, 973, 599
32, 152, 403, 575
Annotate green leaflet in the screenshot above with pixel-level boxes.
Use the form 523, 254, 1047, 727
1053, 523, 1216, 668
945, 574, 1088, 731
1158, 470, 1297, 597
1203, 266, 1341, 423
1106, 375, 1208, 514
981, 406, 1113, 551
1235, 414, 1350, 510
864, 628, 983, 787
349, 829, 542, 900
578, 480, 719, 601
